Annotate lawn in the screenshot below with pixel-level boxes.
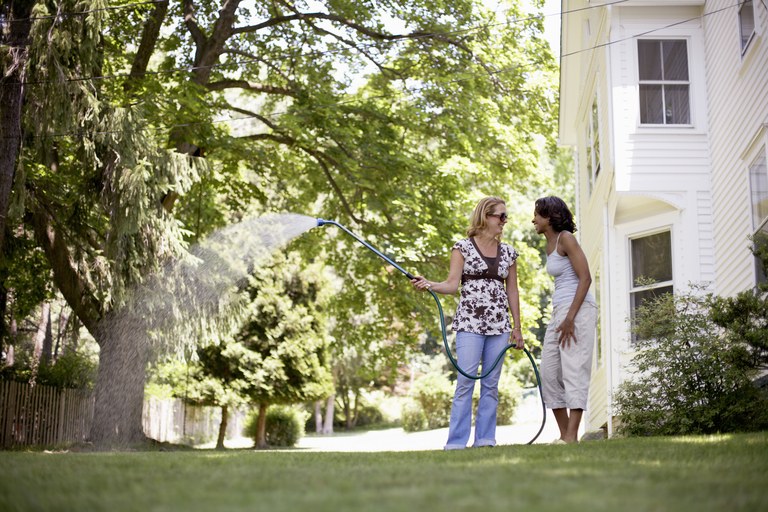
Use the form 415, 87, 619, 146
2, 432, 767, 512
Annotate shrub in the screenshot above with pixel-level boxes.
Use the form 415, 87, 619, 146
614, 289, 768, 436
244, 405, 310, 447
400, 399, 428, 432
0, 350, 97, 389
402, 365, 524, 432
403, 372, 453, 431
495, 376, 522, 425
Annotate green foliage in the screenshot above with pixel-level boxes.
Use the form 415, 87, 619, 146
0, 350, 97, 389
244, 406, 309, 448
402, 371, 454, 431
615, 289, 768, 436
709, 233, 768, 369
401, 353, 524, 432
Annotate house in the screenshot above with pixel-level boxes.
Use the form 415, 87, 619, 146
557, 0, 768, 436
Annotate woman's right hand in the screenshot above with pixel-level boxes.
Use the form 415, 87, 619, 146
411, 276, 432, 292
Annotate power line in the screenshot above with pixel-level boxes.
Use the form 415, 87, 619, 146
560, 0, 742, 59
0, 1, 743, 142
0, 0, 625, 88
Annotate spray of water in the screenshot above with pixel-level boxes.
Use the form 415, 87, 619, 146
90, 213, 320, 446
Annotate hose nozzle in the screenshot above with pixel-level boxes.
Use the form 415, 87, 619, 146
316, 218, 329, 227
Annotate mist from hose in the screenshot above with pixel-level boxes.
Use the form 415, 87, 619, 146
90, 213, 319, 446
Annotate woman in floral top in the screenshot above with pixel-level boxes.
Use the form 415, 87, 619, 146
411, 197, 524, 450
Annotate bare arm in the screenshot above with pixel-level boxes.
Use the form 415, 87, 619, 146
556, 231, 593, 347
411, 249, 463, 295
506, 261, 524, 350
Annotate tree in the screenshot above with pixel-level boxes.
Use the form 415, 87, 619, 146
2, 0, 557, 447
710, 234, 768, 371
235, 251, 333, 448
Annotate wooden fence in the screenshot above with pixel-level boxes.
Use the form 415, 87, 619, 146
0, 380, 94, 448
0, 381, 250, 448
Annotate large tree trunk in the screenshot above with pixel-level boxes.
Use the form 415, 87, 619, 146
29, 197, 149, 448
89, 319, 149, 447
216, 404, 229, 450
254, 402, 269, 449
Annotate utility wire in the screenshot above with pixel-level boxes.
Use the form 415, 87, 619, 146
0, 1, 744, 142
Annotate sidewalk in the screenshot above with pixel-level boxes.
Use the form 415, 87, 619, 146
214, 391, 562, 452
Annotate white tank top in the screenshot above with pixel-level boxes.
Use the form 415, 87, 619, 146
546, 232, 596, 307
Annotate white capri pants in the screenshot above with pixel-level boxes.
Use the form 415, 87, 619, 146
541, 303, 598, 410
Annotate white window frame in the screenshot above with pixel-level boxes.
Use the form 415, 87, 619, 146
739, 0, 756, 55
637, 38, 691, 126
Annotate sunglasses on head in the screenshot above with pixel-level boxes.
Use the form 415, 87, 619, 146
488, 212, 508, 222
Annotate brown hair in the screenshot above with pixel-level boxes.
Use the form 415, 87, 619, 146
467, 196, 506, 240
534, 196, 577, 233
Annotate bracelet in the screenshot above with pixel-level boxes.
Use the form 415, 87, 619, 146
513, 327, 522, 331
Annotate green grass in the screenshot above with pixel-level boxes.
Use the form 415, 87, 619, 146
2, 432, 768, 512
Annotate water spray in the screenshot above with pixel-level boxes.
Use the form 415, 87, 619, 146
316, 218, 546, 444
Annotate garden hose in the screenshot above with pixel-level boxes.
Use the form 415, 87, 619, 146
316, 218, 546, 444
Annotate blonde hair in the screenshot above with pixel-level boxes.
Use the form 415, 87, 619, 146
467, 196, 506, 240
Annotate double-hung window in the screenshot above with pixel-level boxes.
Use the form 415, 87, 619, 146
638, 39, 690, 125
739, 0, 756, 54
629, 231, 674, 339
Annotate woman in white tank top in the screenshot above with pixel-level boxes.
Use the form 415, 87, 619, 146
533, 196, 597, 444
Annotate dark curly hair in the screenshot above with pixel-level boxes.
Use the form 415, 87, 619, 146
534, 196, 577, 233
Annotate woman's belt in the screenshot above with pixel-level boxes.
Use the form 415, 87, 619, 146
461, 273, 504, 284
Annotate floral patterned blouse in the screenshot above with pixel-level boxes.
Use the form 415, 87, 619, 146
451, 238, 518, 335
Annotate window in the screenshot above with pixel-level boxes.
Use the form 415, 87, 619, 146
749, 147, 768, 284
586, 95, 601, 194
629, 231, 673, 338
739, 0, 756, 54
638, 39, 690, 125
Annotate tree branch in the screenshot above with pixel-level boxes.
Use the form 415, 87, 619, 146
125, 0, 169, 92
183, 0, 206, 49
205, 79, 299, 97
240, 132, 361, 223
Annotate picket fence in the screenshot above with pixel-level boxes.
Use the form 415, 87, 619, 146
0, 380, 93, 448
0, 381, 249, 448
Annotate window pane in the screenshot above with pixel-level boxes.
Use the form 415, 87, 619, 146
640, 85, 663, 124
638, 40, 662, 80
750, 150, 768, 227
630, 285, 674, 313
665, 85, 690, 124
631, 231, 672, 284
662, 40, 688, 80
740, 0, 755, 51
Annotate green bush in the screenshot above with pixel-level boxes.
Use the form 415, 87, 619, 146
400, 399, 428, 432
614, 289, 768, 436
402, 362, 524, 432
495, 376, 522, 425
244, 406, 310, 447
403, 371, 453, 431
0, 350, 97, 389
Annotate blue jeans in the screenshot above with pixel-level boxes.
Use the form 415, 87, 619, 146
444, 331, 510, 450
